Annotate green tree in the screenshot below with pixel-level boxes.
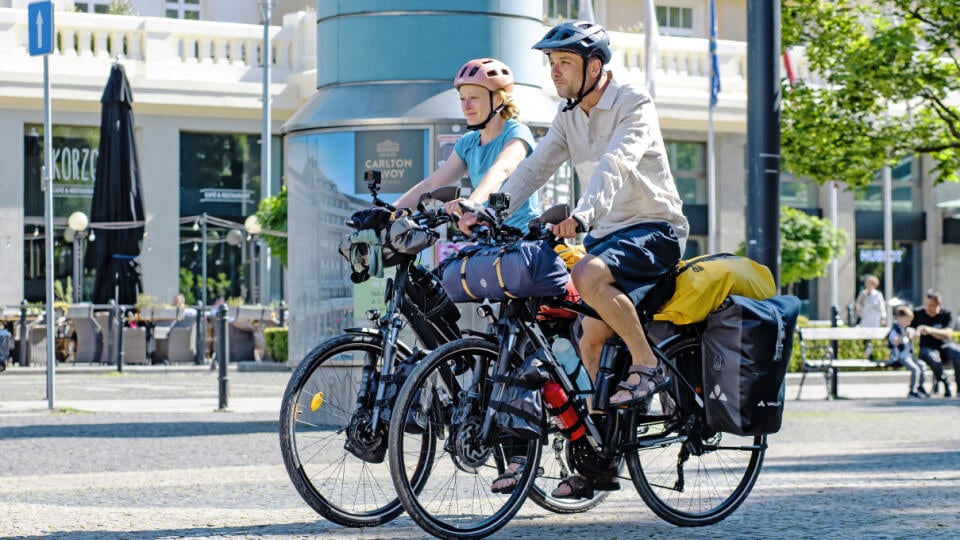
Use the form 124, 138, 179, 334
779, 206, 848, 293
256, 185, 288, 266
782, 0, 960, 187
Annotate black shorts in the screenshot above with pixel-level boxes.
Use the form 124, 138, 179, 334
583, 221, 681, 307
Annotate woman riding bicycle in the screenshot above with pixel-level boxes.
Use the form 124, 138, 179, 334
393, 58, 545, 494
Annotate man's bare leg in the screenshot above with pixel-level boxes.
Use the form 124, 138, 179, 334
572, 255, 656, 367
572, 255, 663, 406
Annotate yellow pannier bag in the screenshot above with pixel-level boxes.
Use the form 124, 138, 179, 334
652, 253, 776, 325
553, 243, 585, 270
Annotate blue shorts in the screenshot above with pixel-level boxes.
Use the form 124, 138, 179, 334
583, 221, 681, 307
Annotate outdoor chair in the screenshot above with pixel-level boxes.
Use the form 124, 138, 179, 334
155, 315, 197, 364
65, 303, 103, 364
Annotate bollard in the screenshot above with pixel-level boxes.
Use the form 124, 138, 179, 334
829, 304, 840, 399
195, 301, 205, 365
19, 299, 28, 367
217, 303, 229, 409
115, 302, 125, 373
107, 300, 116, 369
278, 300, 286, 327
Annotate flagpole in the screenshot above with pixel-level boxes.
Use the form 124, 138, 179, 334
644, 0, 658, 98
707, 102, 717, 254
707, 0, 720, 254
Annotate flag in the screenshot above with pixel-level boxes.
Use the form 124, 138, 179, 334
709, 0, 721, 108
578, 0, 595, 23
782, 48, 797, 86
644, 0, 658, 98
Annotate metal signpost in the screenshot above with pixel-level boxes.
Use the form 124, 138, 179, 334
29, 0, 56, 409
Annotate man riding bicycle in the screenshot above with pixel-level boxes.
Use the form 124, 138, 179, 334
458, 20, 689, 498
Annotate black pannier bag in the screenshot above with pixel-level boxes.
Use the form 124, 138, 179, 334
701, 294, 801, 436
438, 240, 569, 303
489, 354, 547, 440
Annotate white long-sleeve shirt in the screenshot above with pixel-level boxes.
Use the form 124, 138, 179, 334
500, 74, 689, 251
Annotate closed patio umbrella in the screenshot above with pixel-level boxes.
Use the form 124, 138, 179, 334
86, 63, 145, 306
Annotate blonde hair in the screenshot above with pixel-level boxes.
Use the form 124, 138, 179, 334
864, 274, 879, 288
493, 88, 520, 120
895, 305, 913, 319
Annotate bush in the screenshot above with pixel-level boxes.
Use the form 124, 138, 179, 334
265, 327, 288, 363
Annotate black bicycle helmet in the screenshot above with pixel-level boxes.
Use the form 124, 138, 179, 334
533, 21, 612, 111
533, 20, 612, 65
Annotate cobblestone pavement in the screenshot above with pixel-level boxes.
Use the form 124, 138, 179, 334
1, 368, 958, 539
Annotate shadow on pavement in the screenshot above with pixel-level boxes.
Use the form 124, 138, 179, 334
0, 420, 278, 439
763, 448, 956, 475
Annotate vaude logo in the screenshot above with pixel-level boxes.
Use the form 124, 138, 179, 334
709, 384, 727, 402
691, 264, 704, 272
755, 400, 782, 407
479, 278, 488, 288
711, 353, 723, 372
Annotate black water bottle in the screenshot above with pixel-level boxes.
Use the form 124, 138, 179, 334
593, 339, 626, 411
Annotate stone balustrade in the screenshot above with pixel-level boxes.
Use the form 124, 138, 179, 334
1, 7, 757, 115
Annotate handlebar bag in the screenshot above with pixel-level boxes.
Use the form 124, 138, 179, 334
701, 294, 801, 436
338, 215, 439, 279
437, 240, 569, 303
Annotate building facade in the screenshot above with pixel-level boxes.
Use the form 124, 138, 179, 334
2, 1, 959, 361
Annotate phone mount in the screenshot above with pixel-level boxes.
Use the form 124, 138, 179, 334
364, 169, 382, 196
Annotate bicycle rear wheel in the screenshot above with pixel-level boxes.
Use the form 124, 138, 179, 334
388, 337, 540, 539
624, 335, 765, 526
278, 333, 434, 528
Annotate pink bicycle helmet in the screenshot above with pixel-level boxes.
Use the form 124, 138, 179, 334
454, 58, 515, 93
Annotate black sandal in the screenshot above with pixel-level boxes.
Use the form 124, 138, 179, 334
550, 473, 621, 500
490, 456, 526, 494
608, 364, 670, 409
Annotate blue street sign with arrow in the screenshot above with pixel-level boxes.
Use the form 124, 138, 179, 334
28, 1, 54, 56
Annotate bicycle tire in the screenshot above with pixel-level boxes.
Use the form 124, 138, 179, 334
624, 335, 766, 526
278, 332, 434, 528
388, 337, 541, 539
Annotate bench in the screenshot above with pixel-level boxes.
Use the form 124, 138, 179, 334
796, 326, 892, 399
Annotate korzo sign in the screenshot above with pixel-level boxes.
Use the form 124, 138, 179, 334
354, 129, 425, 194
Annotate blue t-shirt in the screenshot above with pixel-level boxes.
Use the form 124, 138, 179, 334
454, 118, 540, 231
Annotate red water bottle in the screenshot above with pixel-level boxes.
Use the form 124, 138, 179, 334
542, 380, 585, 440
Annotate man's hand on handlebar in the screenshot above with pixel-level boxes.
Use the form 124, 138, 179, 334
443, 198, 470, 222
551, 216, 583, 238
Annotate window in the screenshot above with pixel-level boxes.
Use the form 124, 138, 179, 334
853, 157, 921, 212
166, 0, 201, 20
656, 4, 694, 36
780, 172, 819, 209
179, 132, 281, 303
665, 141, 706, 205
22, 124, 100, 302
75, 1, 111, 14
544, 0, 585, 21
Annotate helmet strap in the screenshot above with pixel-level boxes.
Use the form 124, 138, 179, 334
466, 90, 505, 131
562, 56, 601, 112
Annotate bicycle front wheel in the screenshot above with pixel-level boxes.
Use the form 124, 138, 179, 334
388, 337, 541, 539
624, 336, 766, 526
278, 332, 433, 528
527, 430, 611, 513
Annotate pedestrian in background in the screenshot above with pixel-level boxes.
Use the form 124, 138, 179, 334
887, 306, 927, 399
855, 274, 886, 359
910, 289, 959, 398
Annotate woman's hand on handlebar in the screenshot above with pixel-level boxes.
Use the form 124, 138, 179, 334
551, 216, 583, 238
